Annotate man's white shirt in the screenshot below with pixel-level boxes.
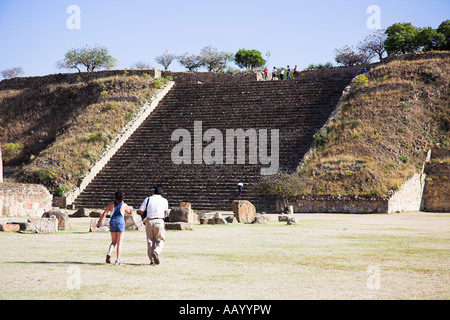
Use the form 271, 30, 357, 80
139, 194, 168, 219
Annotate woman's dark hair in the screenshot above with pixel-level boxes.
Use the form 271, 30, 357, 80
115, 190, 124, 204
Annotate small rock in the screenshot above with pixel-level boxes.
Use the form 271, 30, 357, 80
252, 215, 267, 224
225, 216, 238, 224
287, 217, 297, 225
71, 208, 90, 218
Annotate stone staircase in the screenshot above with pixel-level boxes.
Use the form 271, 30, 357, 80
73, 67, 359, 212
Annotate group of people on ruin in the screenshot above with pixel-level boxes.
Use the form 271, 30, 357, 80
263, 65, 298, 81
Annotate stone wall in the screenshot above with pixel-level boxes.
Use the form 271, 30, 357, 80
161, 70, 261, 83
284, 172, 427, 214
281, 196, 389, 214
423, 175, 450, 212
0, 184, 53, 217
422, 148, 450, 212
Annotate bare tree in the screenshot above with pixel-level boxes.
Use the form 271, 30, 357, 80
334, 45, 372, 66
199, 45, 232, 72
155, 49, 176, 70
1, 67, 24, 79
132, 61, 152, 69
177, 53, 204, 71
358, 29, 387, 62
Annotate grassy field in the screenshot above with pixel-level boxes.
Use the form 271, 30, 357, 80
0, 212, 449, 300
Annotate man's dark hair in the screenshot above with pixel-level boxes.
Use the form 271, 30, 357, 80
152, 185, 163, 195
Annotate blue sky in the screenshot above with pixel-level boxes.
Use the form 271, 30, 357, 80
0, 0, 448, 77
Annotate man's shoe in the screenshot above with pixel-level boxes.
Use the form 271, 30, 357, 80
152, 252, 160, 265
106, 254, 111, 264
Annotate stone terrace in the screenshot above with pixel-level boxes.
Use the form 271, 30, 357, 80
73, 67, 359, 212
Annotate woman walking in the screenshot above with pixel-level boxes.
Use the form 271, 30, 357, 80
97, 190, 132, 265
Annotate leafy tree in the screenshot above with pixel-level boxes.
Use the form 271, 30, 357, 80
234, 49, 266, 70
384, 23, 420, 55
155, 49, 176, 70
1, 66, 24, 79
416, 27, 446, 51
358, 29, 387, 61
56, 45, 118, 73
258, 172, 302, 213
334, 45, 372, 66
177, 53, 204, 71
437, 19, 450, 50
199, 45, 232, 72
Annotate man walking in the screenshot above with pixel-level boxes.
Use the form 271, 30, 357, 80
237, 182, 243, 198
138, 185, 169, 265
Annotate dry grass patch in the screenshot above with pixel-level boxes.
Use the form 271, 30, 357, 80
264, 54, 449, 199
0, 74, 169, 194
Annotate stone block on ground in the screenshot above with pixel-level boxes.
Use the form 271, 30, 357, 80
165, 222, 192, 230
89, 218, 109, 232
42, 208, 71, 230
213, 212, 227, 224
125, 213, 144, 231
89, 211, 102, 218
0, 223, 20, 232
232, 200, 257, 223
199, 215, 211, 225
180, 202, 191, 208
27, 217, 58, 233
252, 215, 267, 224
169, 206, 194, 224
278, 215, 293, 222
71, 208, 90, 218
225, 215, 238, 224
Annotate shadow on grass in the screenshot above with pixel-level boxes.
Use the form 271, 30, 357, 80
6, 261, 150, 266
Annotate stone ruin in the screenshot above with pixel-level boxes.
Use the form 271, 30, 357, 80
0, 197, 297, 233
0, 207, 70, 233
198, 200, 269, 225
